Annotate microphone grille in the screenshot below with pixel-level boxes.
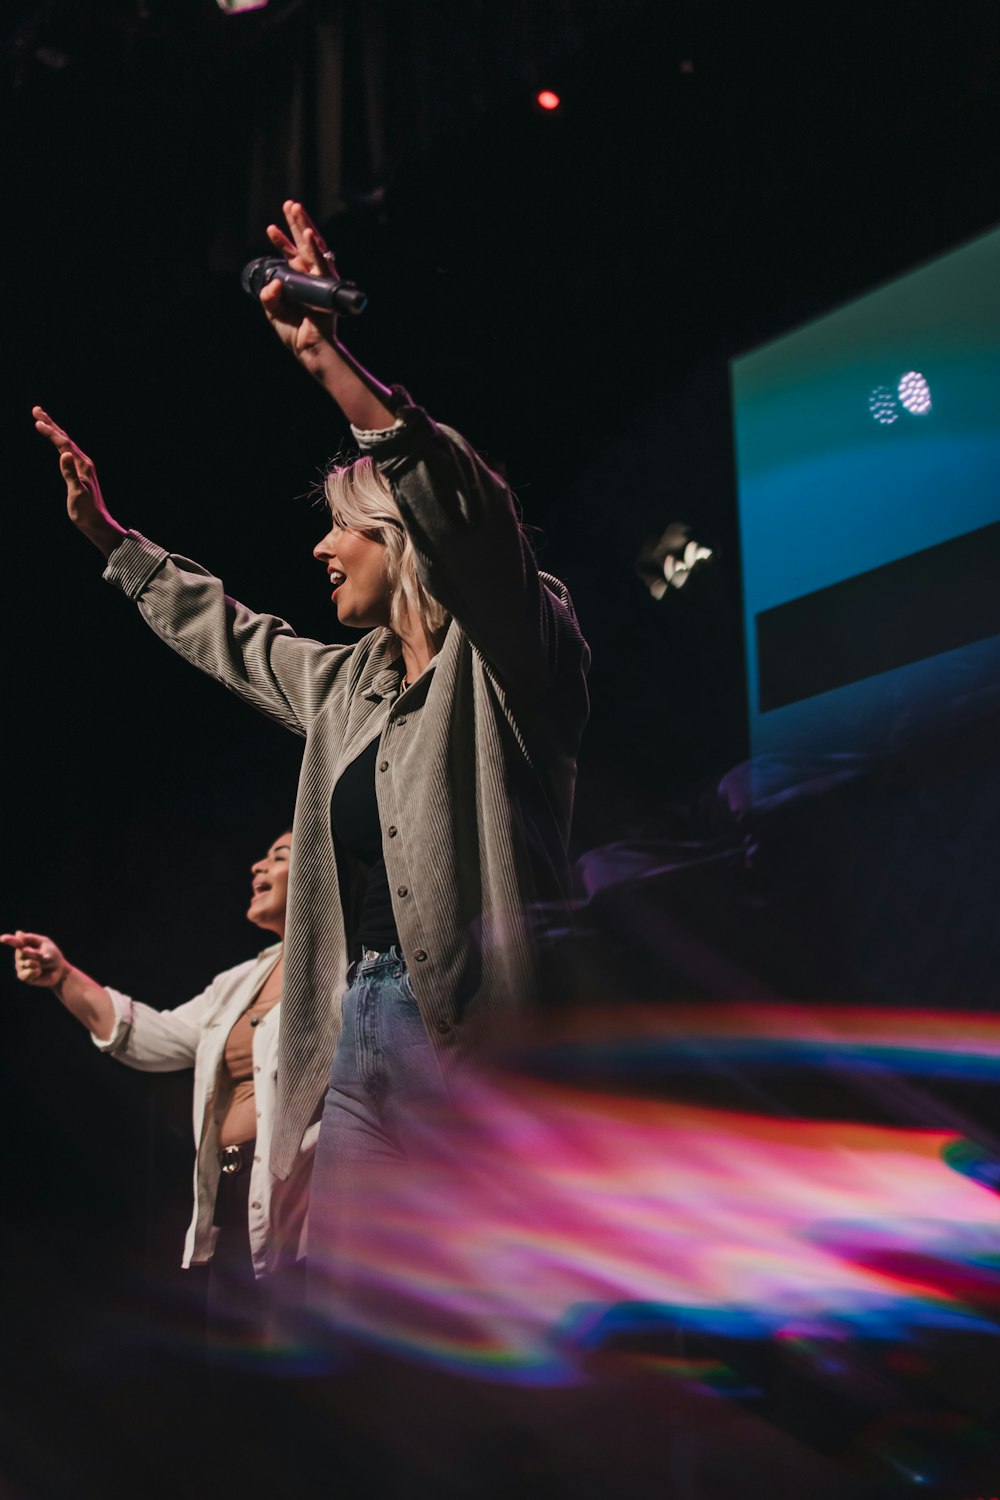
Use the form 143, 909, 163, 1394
241, 256, 281, 299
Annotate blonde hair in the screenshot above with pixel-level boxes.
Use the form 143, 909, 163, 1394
323, 457, 450, 640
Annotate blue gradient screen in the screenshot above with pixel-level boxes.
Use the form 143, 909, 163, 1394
732, 224, 1000, 797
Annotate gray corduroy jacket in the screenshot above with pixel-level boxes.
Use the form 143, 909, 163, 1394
104, 391, 590, 1178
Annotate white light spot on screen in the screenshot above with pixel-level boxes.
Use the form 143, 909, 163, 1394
868, 385, 899, 424
898, 370, 931, 414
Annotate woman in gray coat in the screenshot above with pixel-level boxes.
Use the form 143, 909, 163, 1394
32, 199, 590, 1313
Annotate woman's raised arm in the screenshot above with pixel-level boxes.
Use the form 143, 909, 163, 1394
257, 199, 399, 432
257, 202, 589, 713
31, 407, 357, 737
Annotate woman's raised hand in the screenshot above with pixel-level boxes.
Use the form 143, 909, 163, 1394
1, 930, 68, 990
260, 199, 341, 370
32, 408, 126, 557
260, 198, 396, 428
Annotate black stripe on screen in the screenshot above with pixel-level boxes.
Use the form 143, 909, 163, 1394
756, 518, 1000, 713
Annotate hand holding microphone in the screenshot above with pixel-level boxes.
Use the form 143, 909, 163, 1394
247, 200, 366, 373
247, 198, 396, 429
241, 256, 367, 316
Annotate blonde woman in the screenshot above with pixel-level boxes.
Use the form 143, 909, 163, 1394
32, 199, 590, 1294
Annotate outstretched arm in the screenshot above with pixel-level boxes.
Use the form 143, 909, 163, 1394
2, 930, 117, 1039
3, 928, 230, 1070
32, 409, 357, 736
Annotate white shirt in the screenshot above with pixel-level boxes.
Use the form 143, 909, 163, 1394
92, 944, 317, 1278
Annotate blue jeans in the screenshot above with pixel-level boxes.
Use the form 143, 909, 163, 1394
308, 947, 451, 1317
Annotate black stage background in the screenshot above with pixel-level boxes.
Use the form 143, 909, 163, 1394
3, 3, 1000, 1497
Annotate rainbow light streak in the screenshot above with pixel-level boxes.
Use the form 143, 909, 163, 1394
525, 1002, 1000, 1082
305, 1017, 1000, 1381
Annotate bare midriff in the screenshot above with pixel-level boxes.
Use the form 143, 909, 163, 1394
218, 961, 282, 1146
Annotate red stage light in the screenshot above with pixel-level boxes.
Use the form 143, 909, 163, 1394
536, 90, 561, 112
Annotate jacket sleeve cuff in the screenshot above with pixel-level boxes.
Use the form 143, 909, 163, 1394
102, 531, 170, 600
90, 988, 134, 1054
351, 417, 405, 443
351, 386, 430, 461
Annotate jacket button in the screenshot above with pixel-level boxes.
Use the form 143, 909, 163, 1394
397, 885, 408, 897
251, 1201, 261, 1211
388, 825, 398, 837
414, 948, 428, 962
379, 760, 389, 772
396, 717, 407, 727
435, 1019, 452, 1034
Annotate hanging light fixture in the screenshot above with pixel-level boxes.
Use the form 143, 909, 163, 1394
635, 522, 714, 601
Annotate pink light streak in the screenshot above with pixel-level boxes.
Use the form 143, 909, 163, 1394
305, 1006, 1000, 1379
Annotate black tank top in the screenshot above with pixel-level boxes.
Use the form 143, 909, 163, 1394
330, 736, 400, 951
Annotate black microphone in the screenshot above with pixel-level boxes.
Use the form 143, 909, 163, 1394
241, 256, 368, 316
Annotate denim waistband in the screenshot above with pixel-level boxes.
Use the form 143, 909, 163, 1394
352, 943, 406, 978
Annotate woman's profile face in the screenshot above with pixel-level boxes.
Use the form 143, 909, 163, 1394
247, 834, 292, 937
313, 520, 391, 629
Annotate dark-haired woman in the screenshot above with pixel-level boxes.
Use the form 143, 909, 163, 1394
3, 831, 312, 1339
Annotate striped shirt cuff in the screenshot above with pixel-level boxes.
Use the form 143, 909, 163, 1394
351, 417, 405, 443
102, 531, 170, 600
351, 384, 418, 454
